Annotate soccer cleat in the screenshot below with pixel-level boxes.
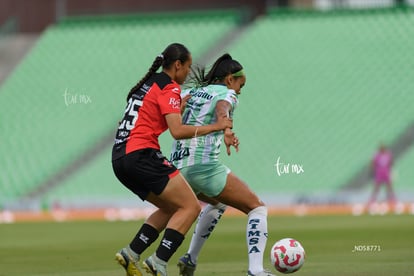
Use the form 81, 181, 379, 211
177, 253, 197, 276
143, 254, 168, 276
115, 248, 143, 276
247, 270, 277, 276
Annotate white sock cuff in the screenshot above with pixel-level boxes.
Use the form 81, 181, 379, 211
213, 202, 227, 211
248, 206, 267, 217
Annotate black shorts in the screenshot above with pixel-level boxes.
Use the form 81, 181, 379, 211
112, 148, 179, 201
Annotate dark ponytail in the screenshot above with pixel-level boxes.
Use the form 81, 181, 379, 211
190, 53, 243, 87
126, 43, 190, 101
126, 55, 163, 101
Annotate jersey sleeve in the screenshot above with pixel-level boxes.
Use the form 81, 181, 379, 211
222, 89, 239, 110
158, 83, 182, 115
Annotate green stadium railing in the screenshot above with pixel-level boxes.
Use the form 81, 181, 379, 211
220, 7, 414, 200
0, 10, 242, 207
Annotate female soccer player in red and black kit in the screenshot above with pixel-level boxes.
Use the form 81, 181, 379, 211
112, 43, 232, 276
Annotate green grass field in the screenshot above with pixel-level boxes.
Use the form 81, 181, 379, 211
1, 214, 413, 276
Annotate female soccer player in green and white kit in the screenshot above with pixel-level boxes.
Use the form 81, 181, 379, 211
170, 54, 275, 276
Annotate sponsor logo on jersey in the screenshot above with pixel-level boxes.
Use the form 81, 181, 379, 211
169, 97, 180, 109
189, 89, 213, 100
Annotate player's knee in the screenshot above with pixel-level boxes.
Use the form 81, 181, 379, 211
194, 202, 202, 214
187, 201, 202, 218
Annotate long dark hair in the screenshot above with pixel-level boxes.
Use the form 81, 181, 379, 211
126, 43, 191, 101
190, 53, 243, 88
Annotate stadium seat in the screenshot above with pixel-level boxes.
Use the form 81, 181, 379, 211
0, 10, 241, 206
1, 7, 413, 207
220, 8, 414, 200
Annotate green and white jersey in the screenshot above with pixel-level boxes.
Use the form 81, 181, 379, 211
171, 84, 239, 169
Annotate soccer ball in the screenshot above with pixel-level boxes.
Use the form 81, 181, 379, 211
270, 238, 305, 273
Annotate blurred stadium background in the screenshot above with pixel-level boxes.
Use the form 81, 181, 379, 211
1, 0, 414, 222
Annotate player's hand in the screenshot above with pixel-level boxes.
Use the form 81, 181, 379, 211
180, 94, 191, 114
224, 128, 239, 156
216, 115, 233, 131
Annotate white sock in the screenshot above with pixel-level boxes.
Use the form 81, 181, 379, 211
246, 206, 268, 274
187, 203, 227, 263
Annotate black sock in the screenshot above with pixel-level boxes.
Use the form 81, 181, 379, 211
155, 228, 185, 262
129, 223, 159, 255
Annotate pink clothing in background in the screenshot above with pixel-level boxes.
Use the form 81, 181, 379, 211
373, 149, 392, 184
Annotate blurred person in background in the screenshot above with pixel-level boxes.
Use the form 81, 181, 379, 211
368, 143, 396, 211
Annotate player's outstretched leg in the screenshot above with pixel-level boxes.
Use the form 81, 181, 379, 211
178, 202, 227, 276
246, 206, 273, 276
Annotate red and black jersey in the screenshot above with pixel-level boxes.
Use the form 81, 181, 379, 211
112, 72, 181, 160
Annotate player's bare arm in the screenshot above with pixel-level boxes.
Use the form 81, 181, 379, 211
180, 94, 191, 114
215, 100, 239, 155
165, 113, 232, 140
